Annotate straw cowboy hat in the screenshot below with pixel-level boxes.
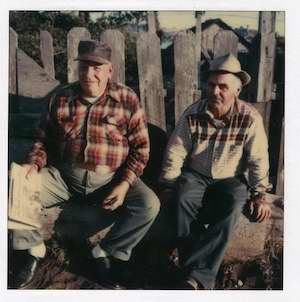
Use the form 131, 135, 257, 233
208, 53, 251, 86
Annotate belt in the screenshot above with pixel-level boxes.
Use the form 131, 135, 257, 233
72, 162, 113, 175
75, 162, 98, 171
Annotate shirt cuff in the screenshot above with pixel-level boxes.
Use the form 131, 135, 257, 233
26, 157, 45, 171
121, 169, 138, 186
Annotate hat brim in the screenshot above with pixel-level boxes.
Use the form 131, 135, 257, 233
205, 70, 251, 86
234, 71, 251, 86
75, 54, 111, 65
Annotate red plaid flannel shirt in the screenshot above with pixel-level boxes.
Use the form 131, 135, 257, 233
26, 81, 150, 186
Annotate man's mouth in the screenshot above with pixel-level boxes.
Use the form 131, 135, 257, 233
209, 97, 222, 104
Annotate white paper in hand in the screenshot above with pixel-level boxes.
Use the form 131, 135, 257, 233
8, 162, 42, 230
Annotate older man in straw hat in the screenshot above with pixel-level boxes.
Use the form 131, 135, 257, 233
10, 40, 160, 289
159, 53, 272, 289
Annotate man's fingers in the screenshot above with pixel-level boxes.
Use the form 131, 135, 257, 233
255, 205, 263, 221
257, 208, 266, 222
102, 196, 116, 206
103, 198, 120, 211
268, 209, 272, 219
256, 205, 271, 222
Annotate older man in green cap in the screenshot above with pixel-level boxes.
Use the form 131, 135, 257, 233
159, 53, 272, 289
10, 40, 160, 289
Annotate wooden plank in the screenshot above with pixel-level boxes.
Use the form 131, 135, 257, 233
251, 101, 272, 137
136, 33, 166, 130
174, 31, 197, 123
259, 11, 276, 33
40, 30, 55, 79
147, 11, 156, 34
213, 30, 239, 57
195, 12, 203, 63
17, 49, 60, 98
276, 118, 284, 196
100, 30, 125, 84
67, 27, 91, 83
195, 12, 202, 91
256, 12, 276, 103
9, 27, 18, 95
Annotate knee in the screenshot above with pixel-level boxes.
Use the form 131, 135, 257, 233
143, 190, 161, 220
226, 186, 248, 209
149, 192, 161, 219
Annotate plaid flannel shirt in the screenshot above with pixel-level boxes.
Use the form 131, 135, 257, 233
160, 98, 271, 193
26, 81, 150, 186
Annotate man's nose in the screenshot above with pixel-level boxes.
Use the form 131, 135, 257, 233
83, 66, 94, 77
212, 85, 220, 95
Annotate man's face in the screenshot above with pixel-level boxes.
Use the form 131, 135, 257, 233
78, 61, 113, 97
207, 72, 241, 118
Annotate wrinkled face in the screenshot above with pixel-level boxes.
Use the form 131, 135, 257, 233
207, 72, 241, 118
78, 61, 113, 97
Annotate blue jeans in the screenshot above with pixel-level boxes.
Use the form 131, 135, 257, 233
12, 165, 160, 261
174, 168, 248, 289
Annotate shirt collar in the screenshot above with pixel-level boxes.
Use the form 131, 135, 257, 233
198, 98, 240, 128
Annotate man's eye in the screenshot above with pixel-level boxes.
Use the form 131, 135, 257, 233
219, 84, 228, 90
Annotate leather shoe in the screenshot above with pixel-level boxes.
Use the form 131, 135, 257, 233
93, 257, 127, 289
94, 256, 111, 280
179, 277, 204, 290
11, 250, 41, 289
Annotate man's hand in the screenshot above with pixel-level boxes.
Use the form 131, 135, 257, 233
102, 181, 130, 211
21, 164, 38, 179
249, 195, 272, 223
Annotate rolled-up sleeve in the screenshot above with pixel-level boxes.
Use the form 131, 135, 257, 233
244, 115, 271, 192
121, 100, 150, 186
159, 113, 192, 186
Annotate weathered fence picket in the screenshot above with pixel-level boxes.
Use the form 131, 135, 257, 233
213, 30, 239, 57
276, 118, 284, 196
256, 12, 276, 103
67, 27, 91, 83
174, 31, 198, 123
100, 30, 125, 84
136, 33, 166, 130
147, 11, 156, 34
40, 30, 55, 79
9, 28, 17, 95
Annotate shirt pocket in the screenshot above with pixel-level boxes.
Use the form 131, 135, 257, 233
56, 115, 77, 139
100, 115, 127, 143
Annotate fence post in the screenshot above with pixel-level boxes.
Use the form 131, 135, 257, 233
257, 12, 276, 103
136, 32, 166, 130
100, 30, 125, 84
9, 27, 18, 95
174, 31, 197, 123
147, 11, 156, 34
67, 27, 91, 83
213, 30, 239, 57
40, 30, 55, 79
195, 11, 203, 94
276, 118, 284, 196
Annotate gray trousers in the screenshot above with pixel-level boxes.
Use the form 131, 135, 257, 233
174, 168, 248, 289
12, 165, 160, 261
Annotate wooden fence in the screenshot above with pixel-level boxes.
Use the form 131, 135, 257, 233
8, 11, 284, 195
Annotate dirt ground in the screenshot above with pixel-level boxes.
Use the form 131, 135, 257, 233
8, 237, 283, 290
